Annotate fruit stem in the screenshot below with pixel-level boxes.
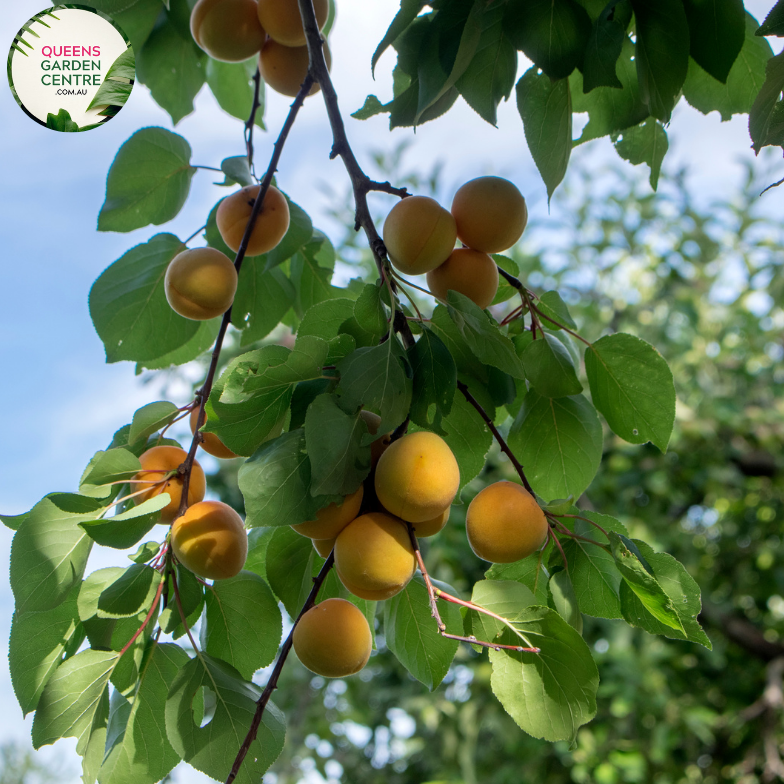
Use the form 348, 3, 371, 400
117, 576, 166, 658
548, 527, 570, 573
557, 512, 611, 539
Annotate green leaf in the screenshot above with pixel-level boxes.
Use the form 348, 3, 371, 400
10, 494, 99, 614
80, 495, 169, 550
240, 430, 340, 529
383, 576, 462, 690
80, 448, 141, 492
266, 527, 320, 617
128, 401, 180, 444
129, 541, 161, 564
165, 655, 286, 784
610, 533, 684, 632
558, 511, 628, 619
516, 68, 572, 201
298, 298, 356, 341
619, 539, 712, 647
46, 108, 79, 132
582, 3, 627, 90
10, 583, 81, 716
372, 0, 428, 75
88, 47, 135, 111
160, 566, 204, 638
80, 0, 160, 51
469, 579, 537, 643
535, 291, 577, 331
206, 57, 265, 127
136, 16, 205, 124
335, 341, 413, 436
98, 565, 162, 618
757, 0, 784, 36
456, 8, 516, 126
522, 333, 582, 398
265, 200, 313, 270
304, 394, 371, 496
749, 50, 784, 152
683, 0, 745, 83
584, 332, 676, 451
630, 0, 690, 121
352, 94, 388, 120
232, 261, 296, 346
98, 129, 196, 232
203, 572, 283, 679
549, 570, 583, 632
408, 327, 457, 433
509, 391, 602, 503
684, 13, 773, 120
340, 284, 388, 347
99, 643, 189, 784
219, 156, 253, 188
612, 117, 669, 189
429, 304, 488, 382
135, 318, 220, 372
505, 0, 591, 78
486, 558, 551, 606
90, 234, 199, 363
446, 291, 526, 379
489, 606, 598, 742
290, 234, 343, 313
31, 649, 117, 750
244, 528, 275, 581
207, 337, 328, 456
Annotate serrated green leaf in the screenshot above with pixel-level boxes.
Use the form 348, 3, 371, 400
265, 526, 319, 617
135, 317, 221, 372
80, 448, 141, 492
486, 557, 551, 606
298, 298, 356, 340
535, 291, 577, 330
203, 572, 282, 679
219, 155, 253, 187
585, 332, 675, 451
98, 129, 196, 232
408, 327, 457, 433
429, 304, 488, 382
340, 283, 388, 347
469, 579, 537, 643
749, 50, 784, 151
683, 0, 745, 83
232, 261, 296, 346
265, 200, 313, 270
128, 402, 180, 444
372, 0, 428, 75
583, 3, 626, 90
612, 117, 669, 189
290, 234, 342, 314
98, 565, 162, 619
757, 0, 784, 35
549, 570, 583, 633
206, 57, 265, 127
80, 495, 169, 550
160, 566, 204, 638
522, 333, 582, 398
384, 576, 461, 690
129, 541, 162, 564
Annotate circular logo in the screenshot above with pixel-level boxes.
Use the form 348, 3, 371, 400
7, 4, 135, 132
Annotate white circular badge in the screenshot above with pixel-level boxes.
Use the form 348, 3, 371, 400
8, 5, 135, 132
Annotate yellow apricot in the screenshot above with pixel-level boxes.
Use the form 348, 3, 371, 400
257, 0, 328, 47
135, 446, 206, 523
426, 248, 499, 310
465, 481, 548, 563
374, 432, 459, 523
291, 486, 364, 539
165, 248, 238, 321
189, 407, 239, 460
171, 500, 248, 580
412, 507, 450, 538
259, 39, 331, 97
360, 410, 392, 468
312, 536, 336, 557
293, 598, 372, 677
191, 0, 266, 62
383, 196, 457, 275
451, 176, 528, 253
334, 512, 416, 600
216, 185, 290, 256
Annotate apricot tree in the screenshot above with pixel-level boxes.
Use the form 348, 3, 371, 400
5, 0, 784, 783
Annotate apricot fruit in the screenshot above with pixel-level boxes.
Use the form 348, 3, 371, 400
135, 446, 206, 523
360, 410, 392, 468
165, 248, 238, 321
451, 176, 528, 253
291, 486, 364, 539
191, 0, 266, 63
293, 598, 372, 677
171, 500, 248, 580
312, 536, 336, 558
465, 481, 548, 563
334, 512, 416, 600
383, 196, 457, 275
374, 432, 459, 523
426, 248, 499, 310
259, 39, 331, 97
216, 185, 290, 256
257, 0, 329, 47
412, 507, 450, 538
189, 407, 239, 460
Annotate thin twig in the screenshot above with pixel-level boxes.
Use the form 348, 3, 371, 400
555, 512, 611, 539
548, 527, 569, 573
245, 67, 263, 178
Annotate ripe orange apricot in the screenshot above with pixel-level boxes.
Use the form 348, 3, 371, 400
259, 39, 331, 97
135, 446, 206, 523
360, 410, 392, 468
191, 0, 266, 62
426, 248, 499, 310
412, 507, 450, 538
383, 196, 457, 275
257, 0, 329, 47
465, 481, 548, 563
312, 536, 336, 557
291, 486, 364, 539
171, 500, 248, 580
451, 176, 528, 253
374, 431, 460, 523
189, 407, 239, 460
165, 248, 238, 321
334, 512, 416, 600
216, 185, 290, 256
293, 598, 372, 677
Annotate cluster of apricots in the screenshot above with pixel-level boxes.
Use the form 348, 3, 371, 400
190, 0, 332, 99
383, 175, 528, 310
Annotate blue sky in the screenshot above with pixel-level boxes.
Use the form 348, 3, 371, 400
0, 0, 781, 779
